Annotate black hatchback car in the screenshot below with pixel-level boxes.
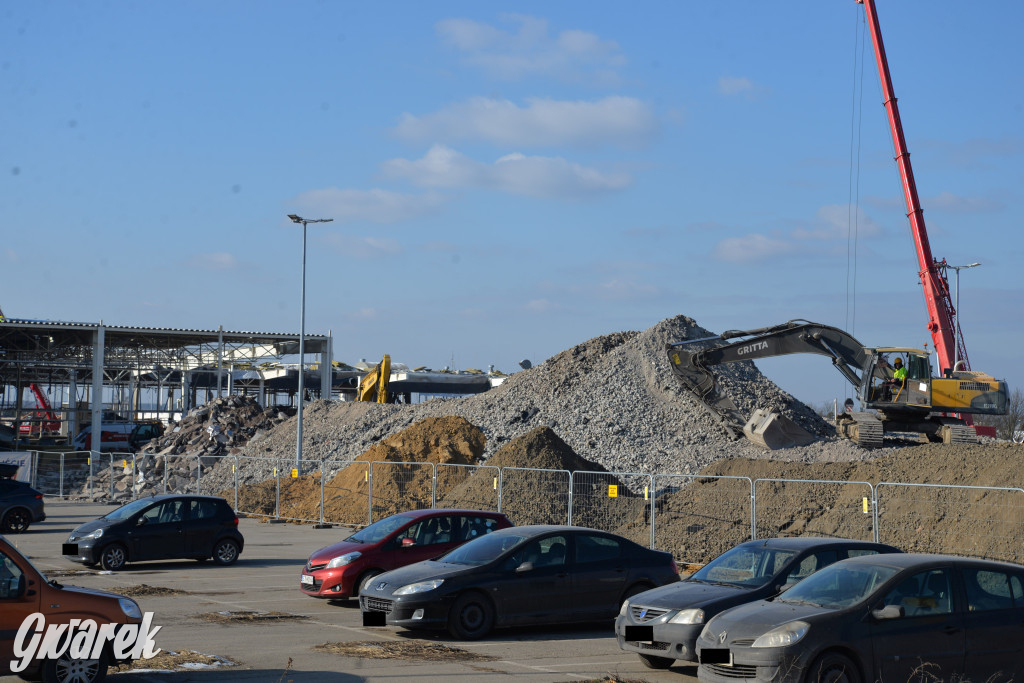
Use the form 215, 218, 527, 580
361, 525, 680, 639
63, 494, 244, 570
616, 537, 901, 668
0, 464, 46, 533
696, 553, 1024, 683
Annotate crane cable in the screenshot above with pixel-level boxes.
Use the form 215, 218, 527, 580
845, 7, 868, 401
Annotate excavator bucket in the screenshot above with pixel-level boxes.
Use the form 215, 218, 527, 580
742, 408, 816, 450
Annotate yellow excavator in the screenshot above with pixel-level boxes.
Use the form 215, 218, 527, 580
667, 320, 1008, 449
357, 355, 391, 403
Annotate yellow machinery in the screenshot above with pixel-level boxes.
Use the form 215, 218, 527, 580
357, 355, 391, 403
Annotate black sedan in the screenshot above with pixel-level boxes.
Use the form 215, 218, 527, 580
63, 494, 244, 570
696, 553, 1024, 683
0, 465, 46, 533
616, 537, 901, 668
360, 525, 680, 639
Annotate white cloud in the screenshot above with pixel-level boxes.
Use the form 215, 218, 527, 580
291, 188, 446, 224
394, 96, 656, 149
186, 252, 238, 271
321, 233, 402, 260
927, 191, 1004, 213
718, 75, 769, 99
436, 14, 624, 83
714, 233, 800, 263
382, 144, 631, 199
713, 205, 885, 263
791, 205, 883, 241
596, 278, 660, 301
523, 298, 560, 313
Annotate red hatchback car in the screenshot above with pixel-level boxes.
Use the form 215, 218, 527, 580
300, 508, 512, 600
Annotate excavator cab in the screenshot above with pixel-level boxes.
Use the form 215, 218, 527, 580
863, 348, 933, 410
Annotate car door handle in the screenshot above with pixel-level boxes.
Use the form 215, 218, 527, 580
941, 626, 960, 635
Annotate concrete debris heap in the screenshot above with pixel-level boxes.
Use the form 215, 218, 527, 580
142, 395, 296, 457
74, 395, 295, 500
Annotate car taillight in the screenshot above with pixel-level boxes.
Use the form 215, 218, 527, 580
670, 559, 680, 575
35, 494, 43, 500
232, 516, 239, 526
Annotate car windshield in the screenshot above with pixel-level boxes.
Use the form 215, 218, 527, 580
690, 545, 798, 588
346, 514, 415, 544
437, 532, 530, 565
777, 562, 901, 608
103, 498, 155, 521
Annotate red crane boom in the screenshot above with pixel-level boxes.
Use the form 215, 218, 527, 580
857, 0, 966, 376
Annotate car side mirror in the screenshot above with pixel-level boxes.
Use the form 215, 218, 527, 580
515, 561, 534, 574
400, 537, 415, 548
137, 517, 148, 526
775, 582, 794, 594
871, 604, 904, 620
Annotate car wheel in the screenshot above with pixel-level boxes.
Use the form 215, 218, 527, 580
447, 591, 495, 640
638, 653, 674, 669
808, 652, 861, 683
99, 544, 127, 571
2, 508, 31, 533
41, 648, 108, 683
212, 539, 240, 566
356, 570, 382, 598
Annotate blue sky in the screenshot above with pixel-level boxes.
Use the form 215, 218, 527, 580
3, 1, 1022, 409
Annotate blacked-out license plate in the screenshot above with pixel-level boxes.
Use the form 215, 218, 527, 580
700, 648, 733, 665
62, 544, 79, 555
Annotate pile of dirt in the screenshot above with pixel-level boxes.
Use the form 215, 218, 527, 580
647, 442, 1024, 563
226, 416, 486, 524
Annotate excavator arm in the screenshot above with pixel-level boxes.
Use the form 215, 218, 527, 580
666, 320, 873, 447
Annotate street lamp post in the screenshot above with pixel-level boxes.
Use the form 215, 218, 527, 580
287, 214, 333, 474
948, 261, 981, 371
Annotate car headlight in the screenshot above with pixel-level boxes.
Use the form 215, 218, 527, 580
669, 608, 705, 625
119, 598, 142, 619
393, 579, 444, 595
619, 600, 631, 616
751, 621, 809, 648
326, 552, 362, 569
81, 528, 104, 541
699, 622, 715, 640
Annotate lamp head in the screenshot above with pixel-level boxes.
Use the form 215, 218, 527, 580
287, 214, 302, 223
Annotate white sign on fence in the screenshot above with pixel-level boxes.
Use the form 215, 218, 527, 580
0, 452, 33, 482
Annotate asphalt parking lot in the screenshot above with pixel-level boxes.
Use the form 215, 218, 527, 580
3, 501, 699, 683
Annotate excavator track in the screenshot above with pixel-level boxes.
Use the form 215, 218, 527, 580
938, 420, 979, 445
837, 412, 884, 449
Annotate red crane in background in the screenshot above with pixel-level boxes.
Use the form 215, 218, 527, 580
856, 0, 968, 377
19, 384, 62, 436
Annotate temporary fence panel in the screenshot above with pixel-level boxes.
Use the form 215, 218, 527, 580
264, 458, 328, 525
753, 478, 875, 543
321, 459, 370, 527
435, 463, 501, 512
570, 471, 653, 548
653, 475, 753, 566
370, 462, 436, 523
876, 483, 1024, 564
498, 467, 571, 526
33, 451, 91, 498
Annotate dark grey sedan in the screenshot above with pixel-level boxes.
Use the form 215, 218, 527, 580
0, 467, 46, 533
616, 537, 900, 668
360, 525, 680, 639
696, 553, 1024, 683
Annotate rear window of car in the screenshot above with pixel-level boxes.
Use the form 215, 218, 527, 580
191, 499, 221, 519
847, 548, 884, 558
575, 534, 621, 564
964, 568, 1023, 611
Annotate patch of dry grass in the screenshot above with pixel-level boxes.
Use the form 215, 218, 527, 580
313, 640, 496, 662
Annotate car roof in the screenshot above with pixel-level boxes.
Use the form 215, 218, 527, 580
840, 552, 1024, 571
489, 524, 611, 537
734, 537, 898, 552
133, 494, 230, 503
391, 508, 508, 519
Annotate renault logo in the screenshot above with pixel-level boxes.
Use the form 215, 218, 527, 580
718, 631, 728, 645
